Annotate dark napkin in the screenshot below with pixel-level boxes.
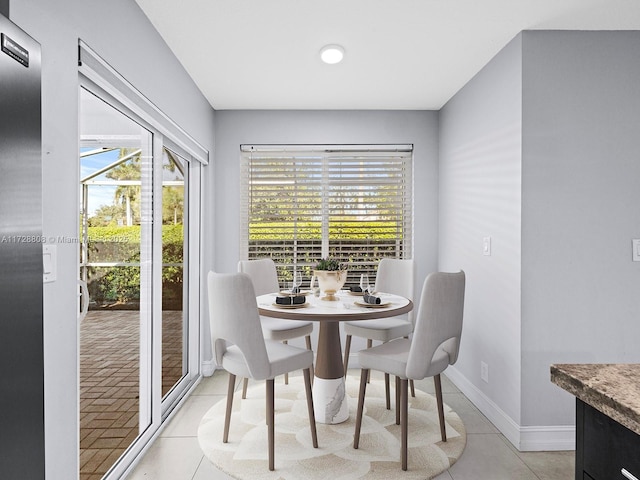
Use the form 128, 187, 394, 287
350, 286, 363, 292
275, 295, 306, 305
363, 292, 381, 305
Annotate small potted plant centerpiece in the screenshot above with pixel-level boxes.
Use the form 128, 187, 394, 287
313, 257, 348, 301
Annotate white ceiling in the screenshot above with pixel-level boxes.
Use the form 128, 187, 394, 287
134, 0, 640, 110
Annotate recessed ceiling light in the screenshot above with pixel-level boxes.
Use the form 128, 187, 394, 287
320, 44, 345, 64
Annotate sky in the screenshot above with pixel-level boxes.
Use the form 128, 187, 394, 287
80, 147, 185, 218
80, 147, 120, 217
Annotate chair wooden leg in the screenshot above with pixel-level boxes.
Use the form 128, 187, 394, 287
395, 376, 401, 425
223, 373, 236, 443
242, 377, 248, 399
400, 378, 408, 471
384, 373, 391, 410
283, 341, 289, 385
303, 368, 318, 448
434, 374, 447, 442
266, 379, 275, 470
366, 339, 373, 383
305, 335, 315, 382
343, 334, 352, 377
353, 369, 369, 449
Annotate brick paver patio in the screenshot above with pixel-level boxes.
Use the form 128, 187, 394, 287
80, 310, 183, 480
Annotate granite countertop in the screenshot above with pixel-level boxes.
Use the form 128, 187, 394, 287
551, 363, 640, 435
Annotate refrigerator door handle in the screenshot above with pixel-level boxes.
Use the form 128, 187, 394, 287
78, 279, 89, 323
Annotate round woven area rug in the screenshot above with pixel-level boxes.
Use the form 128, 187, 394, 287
198, 375, 466, 480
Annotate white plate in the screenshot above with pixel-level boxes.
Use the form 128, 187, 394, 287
272, 302, 309, 309
278, 290, 310, 296
354, 300, 391, 308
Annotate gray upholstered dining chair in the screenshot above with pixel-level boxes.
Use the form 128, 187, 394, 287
353, 270, 465, 471
343, 258, 416, 408
238, 258, 314, 395
208, 271, 318, 471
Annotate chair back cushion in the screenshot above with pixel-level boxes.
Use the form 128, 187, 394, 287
406, 271, 465, 379
208, 271, 271, 379
374, 258, 416, 323
238, 258, 280, 296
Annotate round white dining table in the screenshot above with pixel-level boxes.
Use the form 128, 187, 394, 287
256, 291, 413, 424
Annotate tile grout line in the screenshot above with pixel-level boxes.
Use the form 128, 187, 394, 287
189, 455, 207, 480
495, 433, 546, 480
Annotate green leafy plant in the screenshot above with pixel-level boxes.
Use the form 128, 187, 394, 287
84, 224, 184, 309
314, 257, 345, 271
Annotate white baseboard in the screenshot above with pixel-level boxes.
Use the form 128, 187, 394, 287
519, 425, 575, 451
444, 366, 575, 452
201, 359, 216, 377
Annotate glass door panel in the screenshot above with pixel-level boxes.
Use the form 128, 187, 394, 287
79, 88, 152, 480
161, 147, 187, 398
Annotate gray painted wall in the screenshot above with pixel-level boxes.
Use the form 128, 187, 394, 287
439, 35, 523, 424
212, 110, 439, 355
440, 29, 640, 447
521, 31, 640, 426
11, 1, 215, 478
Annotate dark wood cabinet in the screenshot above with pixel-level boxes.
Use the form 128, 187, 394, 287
576, 399, 640, 480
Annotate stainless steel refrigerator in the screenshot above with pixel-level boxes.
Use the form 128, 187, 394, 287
0, 12, 44, 479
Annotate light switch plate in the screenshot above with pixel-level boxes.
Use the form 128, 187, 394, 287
633, 239, 640, 262
480, 361, 489, 383
43, 244, 57, 283
483, 236, 491, 256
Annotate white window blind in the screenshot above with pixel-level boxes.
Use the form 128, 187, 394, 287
240, 145, 413, 286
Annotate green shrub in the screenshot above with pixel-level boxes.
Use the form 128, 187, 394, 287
85, 225, 184, 309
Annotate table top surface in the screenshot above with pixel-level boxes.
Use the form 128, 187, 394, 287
257, 291, 413, 321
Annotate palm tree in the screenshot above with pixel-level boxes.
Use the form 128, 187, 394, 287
107, 149, 141, 226
162, 149, 185, 225
163, 186, 184, 225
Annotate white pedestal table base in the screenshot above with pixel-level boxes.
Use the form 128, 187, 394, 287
312, 377, 349, 424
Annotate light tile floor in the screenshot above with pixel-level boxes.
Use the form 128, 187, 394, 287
126, 369, 574, 480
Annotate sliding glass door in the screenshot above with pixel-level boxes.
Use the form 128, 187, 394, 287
78, 86, 199, 480
160, 147, 189, 403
